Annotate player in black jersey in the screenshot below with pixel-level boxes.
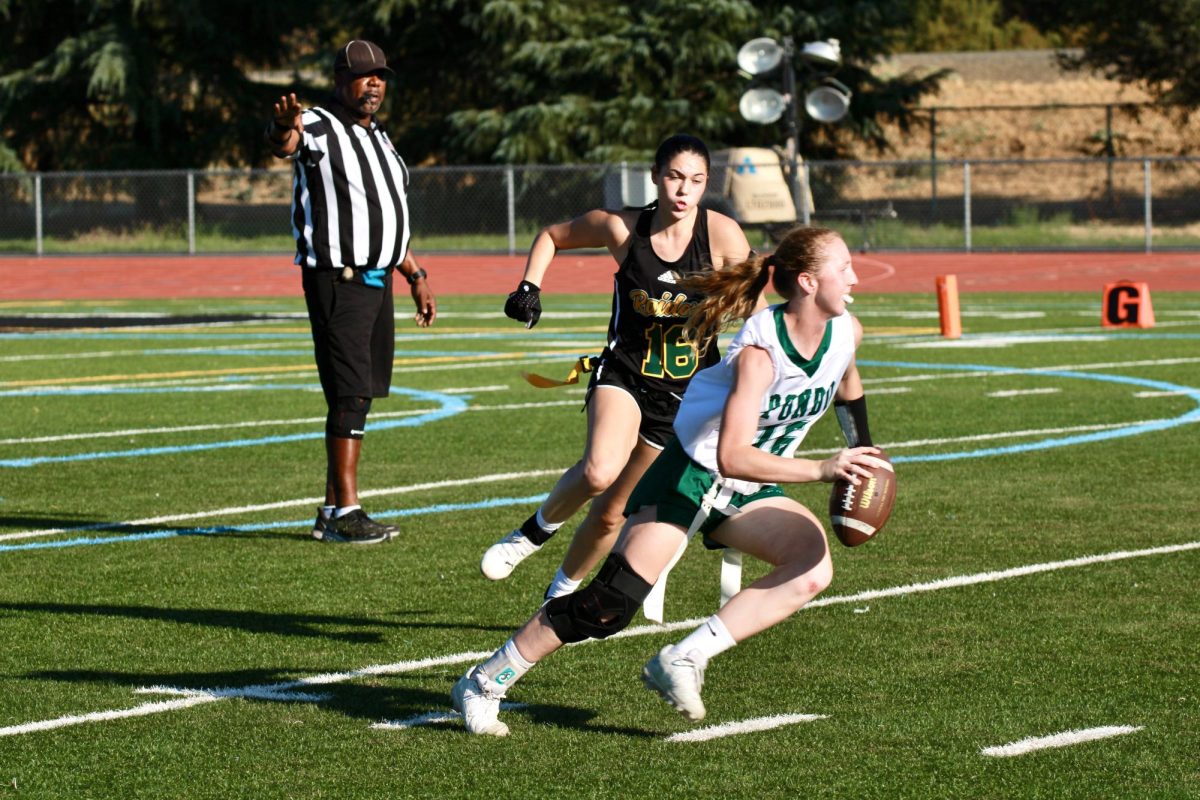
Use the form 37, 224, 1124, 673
481, 134, 754, 599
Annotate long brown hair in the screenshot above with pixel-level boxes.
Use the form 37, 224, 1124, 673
682, 225, 841, 355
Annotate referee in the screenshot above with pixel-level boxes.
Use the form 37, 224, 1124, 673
267, 39, 437, 544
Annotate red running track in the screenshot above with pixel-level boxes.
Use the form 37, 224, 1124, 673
1, 251, 1197, 300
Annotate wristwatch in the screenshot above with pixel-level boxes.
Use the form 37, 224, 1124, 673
405, 267, 427, 285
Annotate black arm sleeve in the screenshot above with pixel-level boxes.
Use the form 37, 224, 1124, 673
834, 395, 872, 447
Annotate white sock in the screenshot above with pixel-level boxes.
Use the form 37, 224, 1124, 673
478, 638, 535, 693
320, 505, 335, 519
334, 505, 361, 518
535, 508, 563, 533
672, 614, 737, 668
545, 567, 582, 600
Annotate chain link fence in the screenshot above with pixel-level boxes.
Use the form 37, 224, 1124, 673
2, 156, 1198, 255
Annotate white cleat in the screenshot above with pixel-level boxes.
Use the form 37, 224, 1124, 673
480, 529, 541, 581
642, 646, 707, 721
451, 669, 510, 736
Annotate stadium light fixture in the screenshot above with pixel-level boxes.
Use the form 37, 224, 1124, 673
804, 77, 852, 124
738, 87, 787, 125
736, 36, 852, 217
736, 37, 785, 76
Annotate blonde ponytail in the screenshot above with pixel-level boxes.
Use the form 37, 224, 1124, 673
680, 254, 771, 357
681, 225, 842, 357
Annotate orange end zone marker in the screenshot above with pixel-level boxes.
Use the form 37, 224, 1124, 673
936, 274, 962, 339
1102, 281, 1155, 328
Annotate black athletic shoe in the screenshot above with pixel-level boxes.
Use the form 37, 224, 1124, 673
321, 509, 396, 545
311, 509, 331, 541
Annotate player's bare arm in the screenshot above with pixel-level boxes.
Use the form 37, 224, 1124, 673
520, 209, 633, 286
706, 211, 753, 269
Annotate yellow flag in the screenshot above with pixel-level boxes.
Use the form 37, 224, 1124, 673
523, 356, 598, 389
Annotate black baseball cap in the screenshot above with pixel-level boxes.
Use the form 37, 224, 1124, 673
333, 40, 395, 76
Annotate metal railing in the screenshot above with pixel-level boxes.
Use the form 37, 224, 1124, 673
1, 156, 1198, 255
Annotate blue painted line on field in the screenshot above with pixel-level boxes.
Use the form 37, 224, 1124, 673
860, 360, 1200, 464
0, 387, 467, 468
6, 356, 1199, 553
967, 332, 1200, 342
0, 494, 548, 553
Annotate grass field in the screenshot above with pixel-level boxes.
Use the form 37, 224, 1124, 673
1, 289, 1198, 799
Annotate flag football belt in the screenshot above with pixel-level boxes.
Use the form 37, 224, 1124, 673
523, 355, 600, 389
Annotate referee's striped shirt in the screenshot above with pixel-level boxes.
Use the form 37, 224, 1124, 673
287, 100, 410, 279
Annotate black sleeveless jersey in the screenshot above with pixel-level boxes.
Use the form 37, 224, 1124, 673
598, 206, 720, 396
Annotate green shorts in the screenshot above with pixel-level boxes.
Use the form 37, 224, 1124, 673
624, 437, 784, 549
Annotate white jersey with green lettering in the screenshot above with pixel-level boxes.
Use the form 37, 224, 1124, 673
673, 304, 856, 495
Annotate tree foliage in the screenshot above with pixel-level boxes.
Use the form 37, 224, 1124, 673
1012, 0, 1200, 106
896, 0, 1054, 53
0, 0, 949, 171
380, 0, 948, 163
0, 0, 323, 170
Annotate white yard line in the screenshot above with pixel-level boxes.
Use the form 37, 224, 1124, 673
2, 541, 1194, 738
0, 416, 1177, 543
1133, 390, 1192, 398
5, 354, 1190, 445
0, 469, 565, 542
980, 725, 1143, 757
371, 703, 530, 732
665, 713, 829, 743
986, 388, 1062, 398
813, 420, 1151, 453
0, 386, 514, 445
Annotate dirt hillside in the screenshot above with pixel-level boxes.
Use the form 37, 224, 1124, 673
863, 49, 1193, 161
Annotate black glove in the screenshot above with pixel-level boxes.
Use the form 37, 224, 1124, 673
504, 280, 542, 328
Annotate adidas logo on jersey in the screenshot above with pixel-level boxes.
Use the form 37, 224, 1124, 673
656, 270, 680, 284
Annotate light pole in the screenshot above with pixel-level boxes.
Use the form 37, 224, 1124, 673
737, 36, 851, 220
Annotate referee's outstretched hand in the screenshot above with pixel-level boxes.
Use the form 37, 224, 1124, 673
504, 280, 542, 328
272, 93, 304, 132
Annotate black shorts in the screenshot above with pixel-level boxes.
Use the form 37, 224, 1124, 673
585, 361, 681, 449
302, 269, 395, 406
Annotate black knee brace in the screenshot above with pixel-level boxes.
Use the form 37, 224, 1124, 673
326, 396, 372, 439
545, 552, 653, 643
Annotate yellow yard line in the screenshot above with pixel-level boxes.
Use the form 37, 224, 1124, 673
3, 350, 590, 387
872, 326, 941, 335
4, 364, 316, 387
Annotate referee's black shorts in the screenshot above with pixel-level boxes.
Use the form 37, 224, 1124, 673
302, 269, 395, 406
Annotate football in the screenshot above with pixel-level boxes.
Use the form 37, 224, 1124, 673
829, 451, 897, 547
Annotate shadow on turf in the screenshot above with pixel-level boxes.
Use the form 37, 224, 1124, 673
26, 668, 658, 737
0, 514, 404, 543
0, 513, 131, 531
0, 601, 509, 642
486, 700, 658, 738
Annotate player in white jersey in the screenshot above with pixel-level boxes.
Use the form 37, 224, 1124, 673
453, 226, 883, 734
672, 300, 857, 492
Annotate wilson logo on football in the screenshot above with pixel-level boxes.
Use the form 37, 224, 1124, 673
829, 453, 897, 548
